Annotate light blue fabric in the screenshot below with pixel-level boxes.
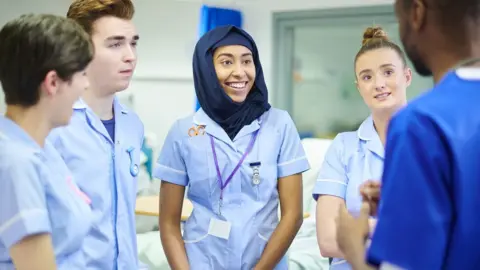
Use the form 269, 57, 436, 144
312, 116, 384, 270
0, 116, 92, 269
47, 97, 145, 270
154, 108, 310, 270
195, 5, 243, 111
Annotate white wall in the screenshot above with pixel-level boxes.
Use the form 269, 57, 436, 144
0, 0, 394, 147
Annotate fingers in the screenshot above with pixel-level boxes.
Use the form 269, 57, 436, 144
360, 181, 381, 201
359, 202, 370, 221
362, 187, 380, 199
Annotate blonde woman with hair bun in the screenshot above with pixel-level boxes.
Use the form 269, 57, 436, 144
312, 26, 413, 270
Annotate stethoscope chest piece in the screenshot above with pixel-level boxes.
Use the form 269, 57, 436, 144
252, 173, 260, 185
250, 162, 261, 185
131, 164, 139, 177
126, 146, 139, 177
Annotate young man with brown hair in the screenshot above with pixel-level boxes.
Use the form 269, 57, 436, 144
47, 0, 146, 269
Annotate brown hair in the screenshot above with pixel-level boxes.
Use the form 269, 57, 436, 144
355, 26, 407, 68
67, 0, 135, 34
0, 14, 93, 107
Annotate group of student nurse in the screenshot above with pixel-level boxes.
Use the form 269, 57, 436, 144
3, 0, 480, 269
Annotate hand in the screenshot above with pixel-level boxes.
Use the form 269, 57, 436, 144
336, 202, 371, 260
359, 180, 381, 216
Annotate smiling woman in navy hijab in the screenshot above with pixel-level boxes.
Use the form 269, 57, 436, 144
154, 25, 310, 269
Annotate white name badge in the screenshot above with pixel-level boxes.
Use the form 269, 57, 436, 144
208, 218, 232, 240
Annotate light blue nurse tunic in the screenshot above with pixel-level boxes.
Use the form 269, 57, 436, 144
47, 97, 144, 270
312, 116, 384, 270
0, 116, 92, 269
154, 108, 310, 270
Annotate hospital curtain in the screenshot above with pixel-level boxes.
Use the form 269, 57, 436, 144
195, 5, 243, 111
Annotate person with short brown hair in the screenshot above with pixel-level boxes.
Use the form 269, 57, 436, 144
0, 13, 93, 270
47, 0, 146, 269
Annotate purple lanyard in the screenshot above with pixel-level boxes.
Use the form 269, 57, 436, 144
210, 130, 259, 202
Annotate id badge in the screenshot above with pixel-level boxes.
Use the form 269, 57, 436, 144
208, 218, 231, 240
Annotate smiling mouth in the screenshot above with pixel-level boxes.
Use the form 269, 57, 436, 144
375, 92, 391, 99
225, 81, 248, 90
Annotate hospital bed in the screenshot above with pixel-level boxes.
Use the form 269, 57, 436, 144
135, 138, 332, 269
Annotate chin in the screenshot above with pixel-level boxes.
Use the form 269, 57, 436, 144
405, 46, 432, 77
115, 88, 128, 93
373, 103, 402, 114
114, 83, 131, 93
230, 95, 248, 103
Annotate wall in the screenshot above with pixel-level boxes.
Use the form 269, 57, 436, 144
0, 0, 395, 148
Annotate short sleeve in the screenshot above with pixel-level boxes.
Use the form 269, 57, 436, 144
277, 111, 310, 178
153, 120, 188, 186
0, 155, 51, 248
366, 110, 452, 269
312, 134, 348, 201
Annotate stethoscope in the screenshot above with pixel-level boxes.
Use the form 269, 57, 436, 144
126, 146, 139, 177
248, 111, 270, 186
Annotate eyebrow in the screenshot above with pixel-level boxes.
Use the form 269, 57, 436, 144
106, 35, 140, 42
358, 64, 396, 75
216, 52, 253, 59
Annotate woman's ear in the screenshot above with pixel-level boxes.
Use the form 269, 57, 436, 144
404, 67, 413, 87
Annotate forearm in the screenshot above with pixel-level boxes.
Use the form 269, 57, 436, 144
344, 241, 376, 270
326, 218, 374, 258
10, 234, 57, 270
319, 239, 345, 259
160, 223, 189, 270
255, 213, 303, 270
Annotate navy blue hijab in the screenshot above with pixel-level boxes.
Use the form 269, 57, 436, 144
193, 25, 271, 140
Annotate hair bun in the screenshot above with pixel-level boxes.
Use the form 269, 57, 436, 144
362, 26, 389, 46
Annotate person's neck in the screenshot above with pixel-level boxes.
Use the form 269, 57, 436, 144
372, 111, 395, 146
5, 105, 51, 147
429, 40, 480, 83
82, 87, 115, 120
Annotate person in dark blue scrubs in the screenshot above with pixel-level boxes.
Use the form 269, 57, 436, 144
335, 0, 480, 269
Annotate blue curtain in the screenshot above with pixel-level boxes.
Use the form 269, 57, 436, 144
194, 5, 243, 111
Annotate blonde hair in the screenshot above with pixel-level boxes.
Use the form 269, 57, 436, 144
355, 26, 407, 67
362, 26, 389, 46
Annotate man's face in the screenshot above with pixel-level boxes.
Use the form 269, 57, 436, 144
395, 0, 432, 76
87, 16, 139, 95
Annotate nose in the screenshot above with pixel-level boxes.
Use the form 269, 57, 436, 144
231, 63, 246, 78
374, 76, 386, 91
122, 45, 136, 63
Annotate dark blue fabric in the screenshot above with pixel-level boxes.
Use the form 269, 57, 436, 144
102, 118, 115, 142
192, 25, 271, 140
367, 70, 480, 269
195, 5, 243, 111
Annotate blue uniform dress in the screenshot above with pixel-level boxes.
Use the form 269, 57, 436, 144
0, 116, 92, 269
311, 116, 383, 270
47, 97, 144, 270
366, 67, 480, 269
154, 108, 310, 270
